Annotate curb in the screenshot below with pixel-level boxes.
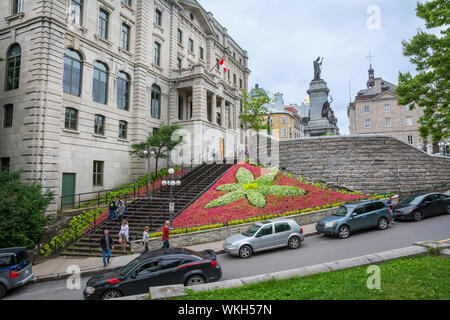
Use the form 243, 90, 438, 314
146, 243, 432, 300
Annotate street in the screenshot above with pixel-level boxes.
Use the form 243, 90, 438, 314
4, 214, 450, 300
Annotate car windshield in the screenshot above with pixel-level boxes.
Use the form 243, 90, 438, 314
242, 224, 261, 237
332, 206, 348, 216
398, 195, 424, 205
118, 258, 141, 277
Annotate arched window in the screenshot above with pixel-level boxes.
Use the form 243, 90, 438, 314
93, 61, 108, 104
6, 44, 21, 91
117, 71, 130, 111
151, 84, 161, 119
63, 48, 83, 96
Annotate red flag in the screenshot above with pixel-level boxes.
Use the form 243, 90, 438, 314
219, 58, 224, 65
224, 67, 227, 73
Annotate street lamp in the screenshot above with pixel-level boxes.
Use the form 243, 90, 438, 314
143, 149, 155, 193
162, 168, 181, 229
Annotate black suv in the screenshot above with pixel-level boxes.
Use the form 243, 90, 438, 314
83, 248, 222, 300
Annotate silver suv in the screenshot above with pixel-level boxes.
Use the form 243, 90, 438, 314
223, 219, 305, 258
0, 247, 34, 299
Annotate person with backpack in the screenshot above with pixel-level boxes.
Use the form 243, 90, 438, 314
108, 198, 117, 222
114, 198, 125, 223
99, 229, 114, 267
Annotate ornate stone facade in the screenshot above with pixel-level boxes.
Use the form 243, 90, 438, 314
0, 0, 249, 215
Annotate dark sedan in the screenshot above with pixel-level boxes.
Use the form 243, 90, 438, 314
83, 248, 222, 300
393, 193, 450, 222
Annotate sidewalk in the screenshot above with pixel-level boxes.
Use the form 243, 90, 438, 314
30, 223, 318, 283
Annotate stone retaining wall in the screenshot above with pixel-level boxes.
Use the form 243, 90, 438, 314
279, 135, 450, 195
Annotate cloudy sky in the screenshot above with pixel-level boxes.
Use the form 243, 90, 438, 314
201, 0, 426, 135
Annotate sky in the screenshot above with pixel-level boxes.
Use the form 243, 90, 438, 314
201, 0, 427, 135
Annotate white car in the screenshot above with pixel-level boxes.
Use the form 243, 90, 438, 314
223, 219, 305, 258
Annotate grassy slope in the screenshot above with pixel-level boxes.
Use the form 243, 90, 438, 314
173, 255, 450, 300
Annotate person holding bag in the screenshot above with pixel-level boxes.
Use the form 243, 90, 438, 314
118, 220, 129, 252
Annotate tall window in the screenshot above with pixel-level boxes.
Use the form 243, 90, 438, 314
233, 74, 236, 85
151, 84, 161, 119
3, 104, 13, 128
123, 0, 131, 6
199, 47, 204, 60
93, 161, 104, 186
121, 24, 130, 51
6, 44, 21, 91
188, 39, 194, 52
364, 106, 370, 113
98, 9, 109, 39
177, 29, 183, 44
406, 116, 413, 126
155, 9, 162, 26
408, 135, 413, 145
69, 0, 83, 25
117, 71, 130, 110
281, 128, 287, 138
119, 120, 128, 139
93, 61, 108, 104
63, 48, 82, 96
176, 58, 182, 69
1, 158, 10, 173
384, 104, 391, 112
385, 118, 391, 127
281, 116, 286, 124
94, 115, 105, 135
12, 0, 23, 14
365, 119, 371, 128
154, 42, 161, 66
65, 108, 78, 131
239, 79, 242, 89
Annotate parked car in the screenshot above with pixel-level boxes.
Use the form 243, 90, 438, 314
83, 248, 221, 300
0, 247, 34, 299
393, 193, 450, 222
315, 199, 392, 239
223, 219, 305, 259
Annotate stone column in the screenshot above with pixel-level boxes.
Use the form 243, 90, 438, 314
192, 80, 206, 121
221, 98, 227, 129
211, 93, 217, 125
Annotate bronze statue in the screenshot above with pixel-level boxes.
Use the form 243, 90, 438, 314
321, 95, 333, 119
313, 57, 324, 80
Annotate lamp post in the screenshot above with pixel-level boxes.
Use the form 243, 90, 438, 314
161, 168, 181, 229
143, 149, 155, 194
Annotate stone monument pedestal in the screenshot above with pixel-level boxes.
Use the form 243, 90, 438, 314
304, 79, 339, 137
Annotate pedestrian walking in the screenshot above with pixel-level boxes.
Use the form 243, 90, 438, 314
118, 220, 129, 252
142, 226, 150, 254
115, 198, 125, 223
161, 221, 170, 249
108, 198, 117, 222
99, 229, 114, 267
386, 195, 396, 225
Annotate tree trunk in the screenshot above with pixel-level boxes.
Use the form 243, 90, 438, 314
155, 157, 159, 176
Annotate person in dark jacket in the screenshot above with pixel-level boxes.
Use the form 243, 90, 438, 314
99, 229, 114, 267
108, 198, 117, 222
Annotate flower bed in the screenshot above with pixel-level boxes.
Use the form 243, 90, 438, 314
172, 163, 368, 229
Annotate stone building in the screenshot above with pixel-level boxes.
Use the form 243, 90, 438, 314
347, 65, 436, 153
0, 0, 250, 214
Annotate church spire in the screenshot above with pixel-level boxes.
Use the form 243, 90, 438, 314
366, 51, 375, 88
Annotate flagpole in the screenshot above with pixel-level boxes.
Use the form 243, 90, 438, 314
210, 56, 225, 73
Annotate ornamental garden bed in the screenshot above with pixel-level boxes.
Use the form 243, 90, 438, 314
172, 162, 368, 229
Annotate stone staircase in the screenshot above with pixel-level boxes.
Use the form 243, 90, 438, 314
60, 162, 233, 258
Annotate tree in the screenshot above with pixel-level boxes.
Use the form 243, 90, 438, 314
0, 170, 53, 249
396, 0, 449, 143
130, 124, 184, 176
239, 88, 273, 164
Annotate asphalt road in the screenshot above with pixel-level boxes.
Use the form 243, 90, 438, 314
4, 213, 450, 300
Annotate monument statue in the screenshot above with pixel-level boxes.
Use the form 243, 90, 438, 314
313, 57, 324, 80
321, 95, 333, 119
330, 110, 338, 126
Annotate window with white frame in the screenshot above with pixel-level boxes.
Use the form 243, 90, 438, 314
384, 104, 391, 112
69, 0, 83, 25
364, 106, 370, 113
385, 118, 391, 127
281, 116, 286, 124
406, 116, 413, 126
365, 119, 371, 128
281, 128, 287, 138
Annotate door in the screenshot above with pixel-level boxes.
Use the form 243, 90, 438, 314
423, 194, 443, 216
273, 222, 292, 247
253, 224, 275, 251
119, 260, 162, 296
61, 173, 76, 210
348, 205, 372, 231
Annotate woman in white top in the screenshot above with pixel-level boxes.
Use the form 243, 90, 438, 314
119, 220, 129, 252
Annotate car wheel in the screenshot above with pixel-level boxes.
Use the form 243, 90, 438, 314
414, 211, 423, 222
0, 284, 6, 299
185, 275, 206, 287
239, 245, 253, 259
101, 289, 122, 300
377, 217, 388, 230
337, 225, 350, 239
288, 236, 301, 249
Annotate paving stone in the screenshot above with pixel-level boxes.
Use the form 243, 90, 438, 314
188, 279, 243, 293
324, 256, 373, 271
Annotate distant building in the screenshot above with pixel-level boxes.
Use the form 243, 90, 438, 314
347, 65, 439, 153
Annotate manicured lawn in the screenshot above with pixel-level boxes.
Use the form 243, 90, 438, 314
174, 255, 450, 300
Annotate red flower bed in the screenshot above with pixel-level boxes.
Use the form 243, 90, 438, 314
172, 162, 366, 228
